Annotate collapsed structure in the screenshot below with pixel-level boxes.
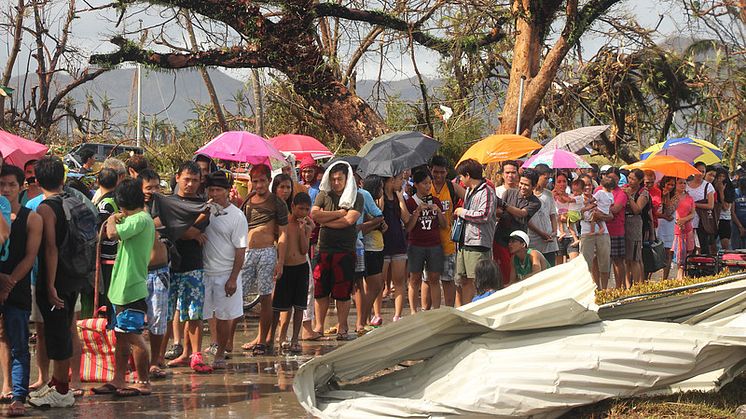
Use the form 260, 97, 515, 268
294, 257, 746, 418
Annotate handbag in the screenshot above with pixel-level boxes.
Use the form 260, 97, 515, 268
695, 183, 718, 235
450, 182, 479, 242
642, 239, 666, 273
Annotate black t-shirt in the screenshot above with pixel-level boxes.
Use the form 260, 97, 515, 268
315, 191, 364, 253
173, 196, 207, 273
37, 196, 82, 294
496, 188, 541, 246
96, 191, 118, 261
2, 208, 32, 310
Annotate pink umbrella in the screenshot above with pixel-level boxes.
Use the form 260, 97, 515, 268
196, 131, 285, 164
521, 149, 590, 169
0, 129, 49, 168
270, 134, 333, 160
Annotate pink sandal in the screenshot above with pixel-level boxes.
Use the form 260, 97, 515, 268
190, 352, 213, 373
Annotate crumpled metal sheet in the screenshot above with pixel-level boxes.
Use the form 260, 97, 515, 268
294, 257, 746, 418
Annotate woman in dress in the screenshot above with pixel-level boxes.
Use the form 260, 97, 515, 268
672, 178, 696, 279
656, 177, 677, 280
380, 173, 409, 322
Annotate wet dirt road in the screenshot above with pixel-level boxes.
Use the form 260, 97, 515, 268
18, 312, 361, 419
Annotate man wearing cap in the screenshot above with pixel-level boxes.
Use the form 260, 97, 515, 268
202, 171, 248, 369
507, 230, 548, 284
299, 157, 321, 203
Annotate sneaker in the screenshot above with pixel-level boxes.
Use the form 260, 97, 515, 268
370, 316, 383, 327
190, 352, 213, 373
205, 343, 218, 356
29, 385, 52, 399
164, 343, 183, 360
29, 386, 75, 408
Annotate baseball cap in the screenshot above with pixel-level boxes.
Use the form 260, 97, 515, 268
600, 164, 612, 174
509, 230, 530, 247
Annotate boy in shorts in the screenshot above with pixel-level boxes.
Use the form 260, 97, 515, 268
269, 192, 314, 353
96, 179, 155, 396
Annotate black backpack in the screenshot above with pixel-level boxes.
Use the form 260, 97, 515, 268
51, 193, 98, 278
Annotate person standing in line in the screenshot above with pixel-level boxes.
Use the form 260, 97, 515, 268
405, 170, 446, 314
310, 163, 363, 340
95, 179, 154, 397
241, 164, 288, 356
714, 167, 734, 251
137, 169, 170, 379
29, 156, 87, 408
360, 175, 387, 327
495, 170, 542, 284
579, 177, 614, 289
495, 161, 519, 199
423, 156, 464, 308
453, 159, 498, 306
19, 160, 42, 206
527, 165, 559, 265
158, 162, 212, 373
379, 173, 409, 322
269, 192, 314, 352
0, 165, 42, 416
622, 169, 649, 288
202, 171, 247, 368
687, 161, 715, 254
93, 168, 122, 309
656, 177, 677, 280
599, 167, 628, 289
353, 175, 384, 334
553, 172, 580, 265
673, 179, 696, 279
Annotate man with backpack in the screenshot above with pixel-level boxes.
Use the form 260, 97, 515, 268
93, 168, 121, 309
422, 156, 465, 308
30, 156, 97, 408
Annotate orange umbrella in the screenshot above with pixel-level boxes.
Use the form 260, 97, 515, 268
457, 134, 541, 165
624, 155, 699, 179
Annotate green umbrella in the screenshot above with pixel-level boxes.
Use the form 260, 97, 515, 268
357, 131, 420, 157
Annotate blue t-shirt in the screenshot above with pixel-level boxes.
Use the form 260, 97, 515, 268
357, 188, 383, 240
308, 182, 320, 204
24, 195, 44, 285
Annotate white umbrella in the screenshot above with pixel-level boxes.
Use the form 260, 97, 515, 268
543, 125, 610, 154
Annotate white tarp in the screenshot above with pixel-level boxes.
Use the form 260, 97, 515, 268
294, 257, 746, 418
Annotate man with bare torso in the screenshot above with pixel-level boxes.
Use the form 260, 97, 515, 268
241, 164, 287, 356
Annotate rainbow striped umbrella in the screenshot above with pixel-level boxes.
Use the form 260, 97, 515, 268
640, 137, 722, 165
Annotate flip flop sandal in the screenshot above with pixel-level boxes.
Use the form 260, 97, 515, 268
324, 327, 338, 335
91, 383, 118, 395
6, 402, 25, 417
251, 344, 267, 356
149, 367, 167, 380
0, 393, 13, 404
356, 328, 369, 337
71, 388, 84, 397
241, 342, 258, 351
336, 332, 354, 341
114, 387, 143, 397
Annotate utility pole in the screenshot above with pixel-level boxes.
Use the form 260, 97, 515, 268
135, 19, 142, 147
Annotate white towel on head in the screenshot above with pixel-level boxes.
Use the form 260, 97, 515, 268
320, 161, 358, 209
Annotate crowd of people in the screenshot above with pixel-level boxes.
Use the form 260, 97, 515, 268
0, 147, 739, 415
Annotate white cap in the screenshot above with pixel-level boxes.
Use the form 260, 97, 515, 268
509, 230, 530, 247
600, 164, 612, 173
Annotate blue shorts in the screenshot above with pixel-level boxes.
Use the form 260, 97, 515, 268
146, 266, 170, 335
169, 269, 205, 322
108, 299, 147, 334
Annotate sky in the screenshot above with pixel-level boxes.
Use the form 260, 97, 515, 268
0, 0, 695, 84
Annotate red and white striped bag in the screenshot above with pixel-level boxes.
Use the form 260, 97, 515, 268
77, 316, 116, 382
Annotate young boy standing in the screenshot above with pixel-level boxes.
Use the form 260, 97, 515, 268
0, 165, 42, 416
99, 179, 155, 396
202, 171, 247, 369
270, 192, 314, 353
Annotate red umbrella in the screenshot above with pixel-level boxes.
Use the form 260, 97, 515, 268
0, 129, 48, 168
270, 134, 333, 160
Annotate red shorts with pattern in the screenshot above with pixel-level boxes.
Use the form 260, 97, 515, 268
313, 252, 354, 301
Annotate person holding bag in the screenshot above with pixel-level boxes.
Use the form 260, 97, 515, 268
687, 162, 716, 254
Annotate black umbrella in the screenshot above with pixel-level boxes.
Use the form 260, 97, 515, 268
324, 155, 361, 170
357, 131, 440, 177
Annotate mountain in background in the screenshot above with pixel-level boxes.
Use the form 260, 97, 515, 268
7, 68, 442, 131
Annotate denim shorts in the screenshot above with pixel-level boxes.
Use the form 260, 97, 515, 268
146, 266, 170, 335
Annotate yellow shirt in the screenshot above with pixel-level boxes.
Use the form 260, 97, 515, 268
431, 182, 456, 255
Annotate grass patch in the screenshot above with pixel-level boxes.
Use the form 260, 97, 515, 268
564, 374, 746, 418
595, 272, 735, 305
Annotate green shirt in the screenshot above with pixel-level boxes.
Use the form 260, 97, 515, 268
108, 210, 155, 305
